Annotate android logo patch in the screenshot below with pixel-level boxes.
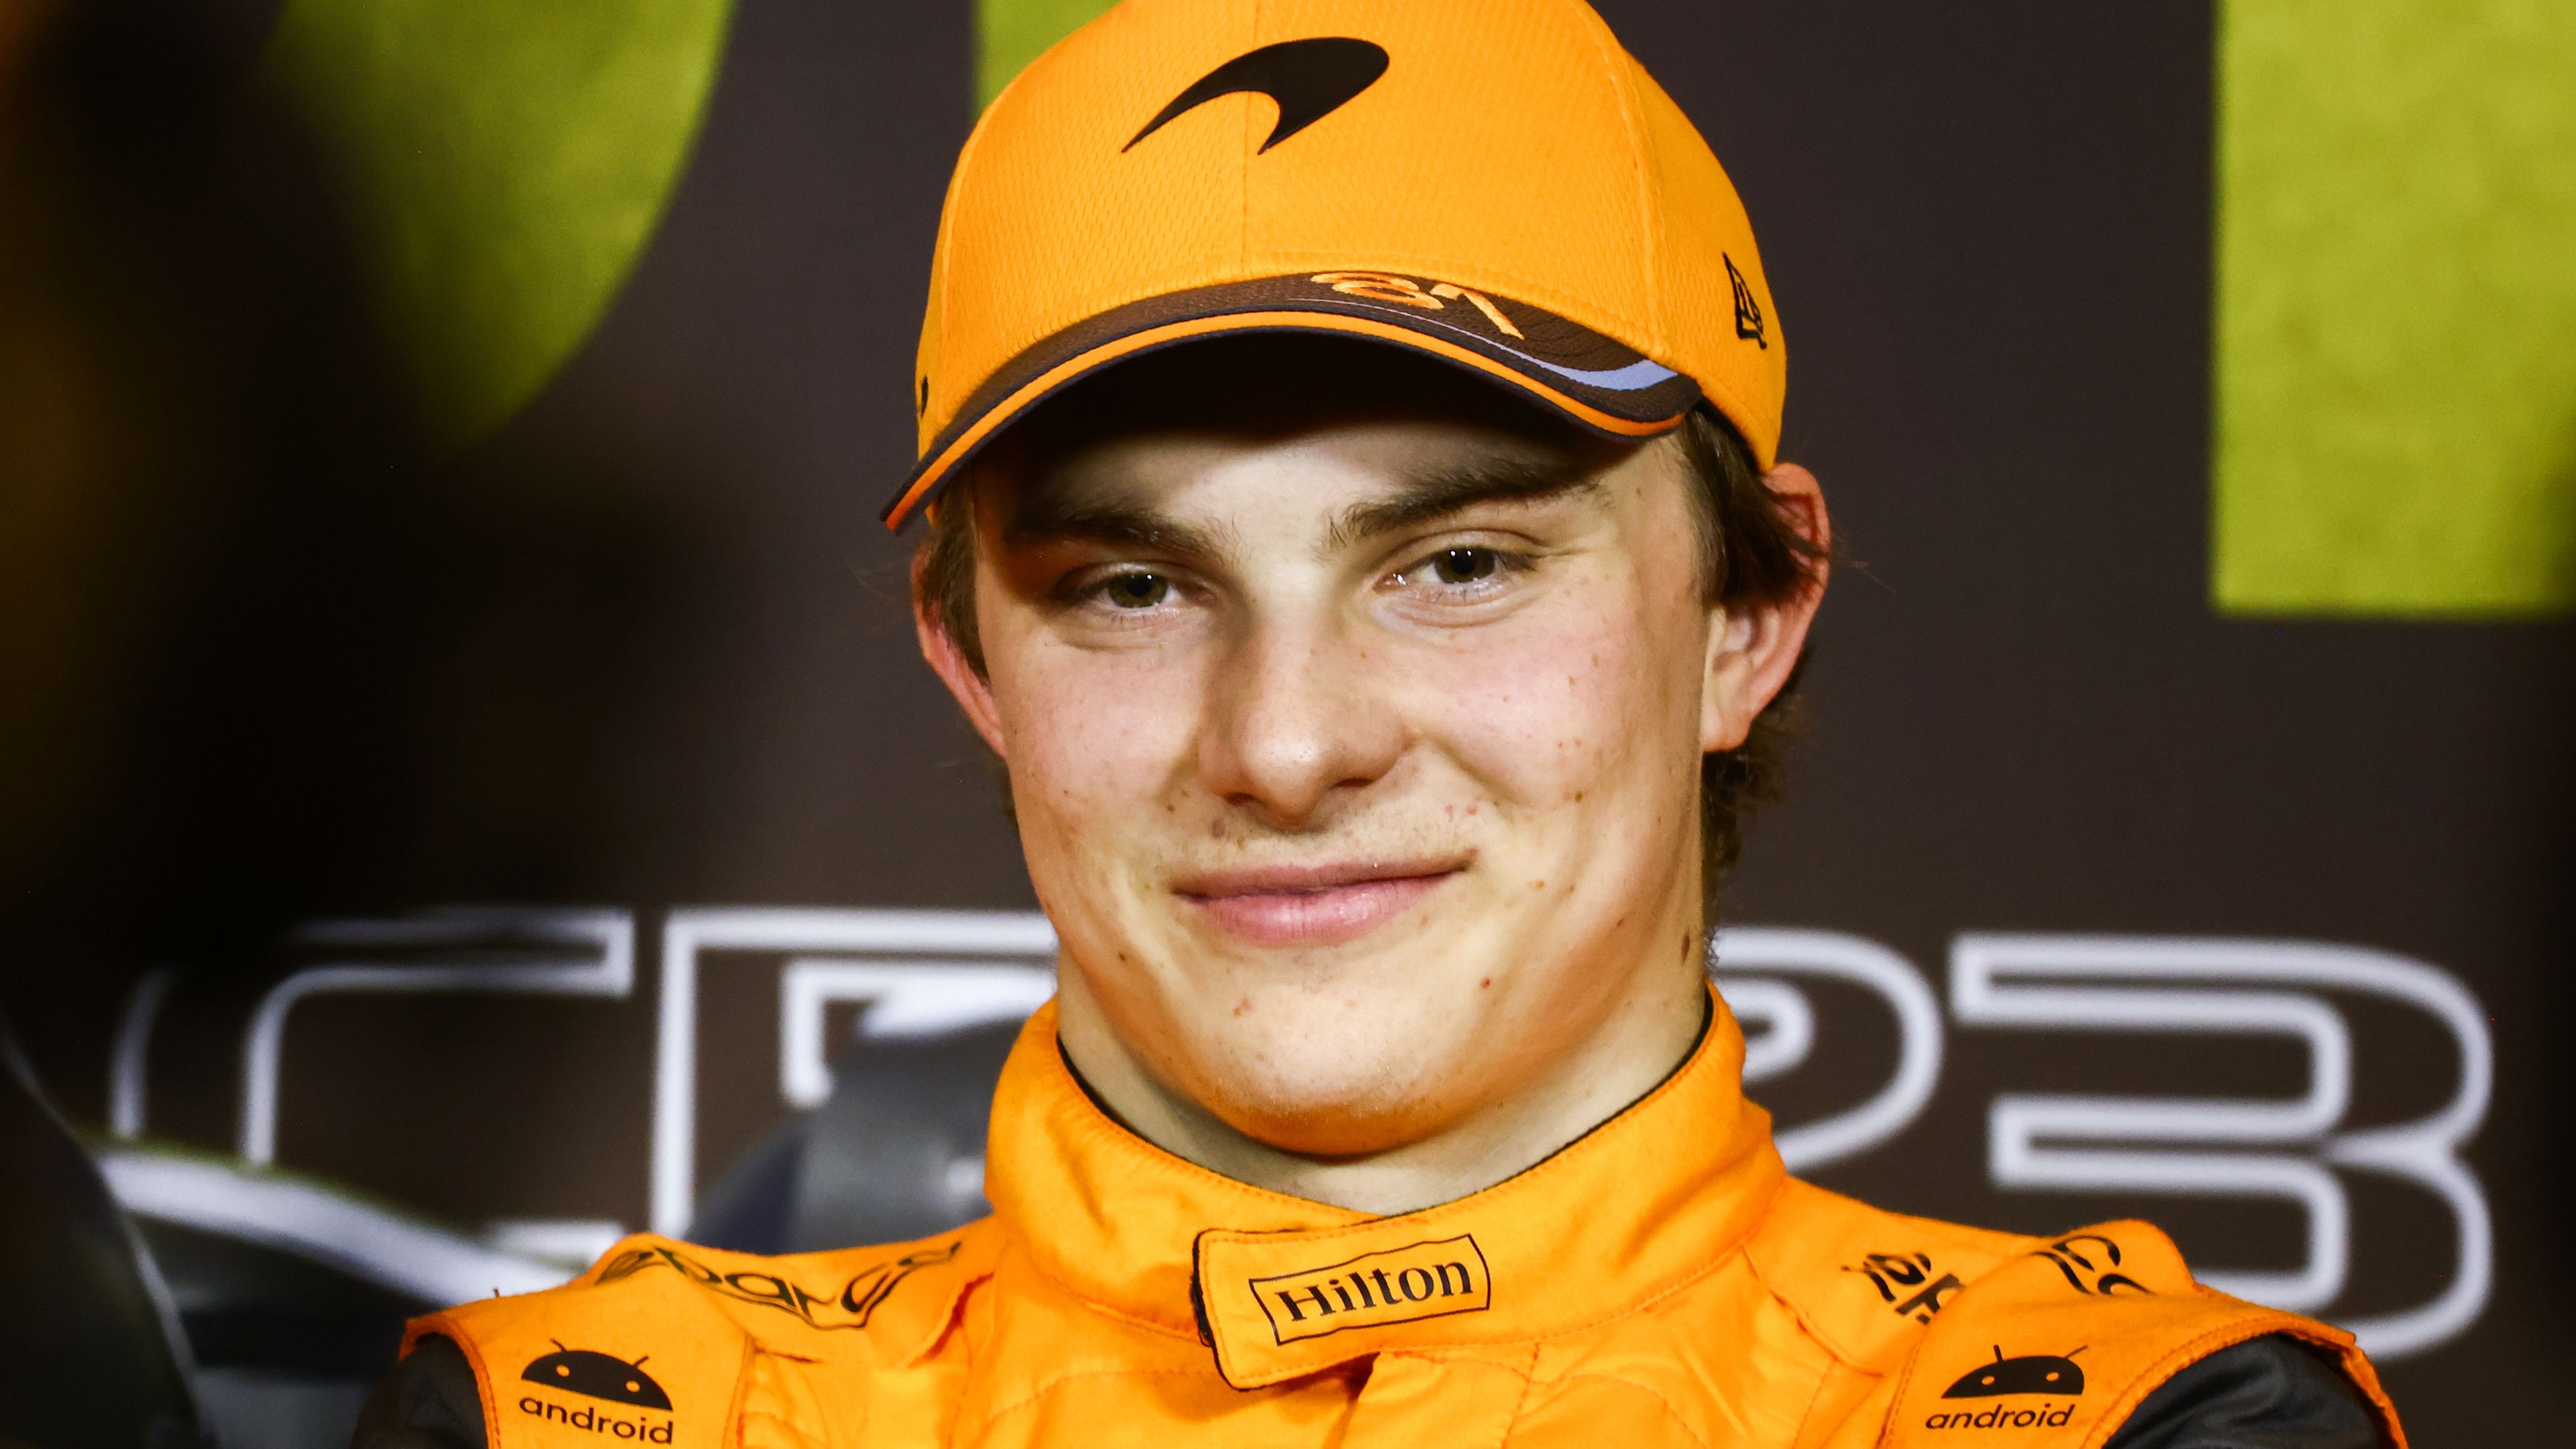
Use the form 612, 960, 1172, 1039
521, 1344, 673, 1409
1941, 1346, 2086, 1399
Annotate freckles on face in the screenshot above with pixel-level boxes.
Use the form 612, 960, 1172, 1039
985, 596, 1205, 910
1345, 614, 1698, 1146
969, 421, 1717, 1149
1395, 474, 1707, 934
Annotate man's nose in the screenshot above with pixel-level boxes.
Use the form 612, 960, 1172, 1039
1196, 619, 1404, 828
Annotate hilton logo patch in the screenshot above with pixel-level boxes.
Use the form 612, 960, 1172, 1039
1249, 1234, 1491, 1344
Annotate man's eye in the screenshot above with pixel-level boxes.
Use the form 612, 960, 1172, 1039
1426, 547, 1501, 584
1097, 572, 1171, 608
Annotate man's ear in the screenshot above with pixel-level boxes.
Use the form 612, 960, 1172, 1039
912, 547, 1013, 761
1701, 462, 1829, 753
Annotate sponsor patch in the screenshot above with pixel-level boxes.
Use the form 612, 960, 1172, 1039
1841, 1249, 1964, 1324
1727, 253, 1768, 349
592, 1240, 957, 1331
1248, 1234, 1491, 1344
517, 1344, 674, 1442
1943, 1346, 2086, 1399
521, 1344, 671, 1409
1921, 1345, 2086, 1432
2032, 1234, 2148, 1297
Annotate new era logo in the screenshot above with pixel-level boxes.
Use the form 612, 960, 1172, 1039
1248, 1234, 1492, 1344
1726, 254, 1768, 350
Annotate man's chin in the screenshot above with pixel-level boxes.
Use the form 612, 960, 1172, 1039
1169, 1002, 1493, 1147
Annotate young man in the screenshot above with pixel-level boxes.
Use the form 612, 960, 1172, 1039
359, 1, 2403, 1444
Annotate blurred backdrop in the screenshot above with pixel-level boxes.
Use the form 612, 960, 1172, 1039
1, 1, 2570, 1446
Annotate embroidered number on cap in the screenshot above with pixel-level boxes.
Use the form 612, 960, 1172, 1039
1307, 272, 1527, 338
1310, 271, 1441, 308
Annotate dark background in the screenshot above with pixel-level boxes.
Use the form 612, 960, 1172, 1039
2, 0, 2567, 1440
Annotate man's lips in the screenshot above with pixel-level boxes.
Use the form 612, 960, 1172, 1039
1174, 859, 1468, 947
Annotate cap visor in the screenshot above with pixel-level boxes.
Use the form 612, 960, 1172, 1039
882, 272, 1699, 529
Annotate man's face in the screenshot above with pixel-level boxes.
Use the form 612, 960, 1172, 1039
922, 382, 1776, 1159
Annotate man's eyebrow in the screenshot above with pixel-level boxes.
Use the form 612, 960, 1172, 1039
1325, 455, 1601, 552
1003, 494, 1224, 557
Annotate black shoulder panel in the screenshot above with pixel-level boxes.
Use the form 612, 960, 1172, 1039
350, 1334, 489, 1449
2105, 1334, 2382, 1449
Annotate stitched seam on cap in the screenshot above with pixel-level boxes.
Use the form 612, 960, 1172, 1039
1239, 0, 1257, 270
1573, 6, 1664, 353
930, 83, 1017, 443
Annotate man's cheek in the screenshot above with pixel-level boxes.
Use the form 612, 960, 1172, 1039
1401, 627, 1645, 794
1007, 651, 1197, 800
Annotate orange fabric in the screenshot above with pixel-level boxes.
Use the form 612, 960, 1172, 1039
894, 0, 1786, 527
408, 994, 2404, 1448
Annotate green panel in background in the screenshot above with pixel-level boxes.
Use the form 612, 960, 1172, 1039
979, 0, 1121, 110
264, 0, 734, 448
2212, 0, 2576, 616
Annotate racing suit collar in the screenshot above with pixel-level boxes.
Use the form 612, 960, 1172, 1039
982, 984, 1786, 1388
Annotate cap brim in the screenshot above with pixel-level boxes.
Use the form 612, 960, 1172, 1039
881, 272, 1701, 529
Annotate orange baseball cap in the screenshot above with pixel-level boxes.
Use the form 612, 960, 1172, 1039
881, 0, 1784, 529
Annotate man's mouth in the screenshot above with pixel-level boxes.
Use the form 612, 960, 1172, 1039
1173, 859, 1468, 947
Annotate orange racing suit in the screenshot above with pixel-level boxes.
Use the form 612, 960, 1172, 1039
391, 994, 2402, 1448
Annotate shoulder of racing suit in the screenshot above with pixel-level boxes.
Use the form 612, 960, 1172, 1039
363, 1187, 2400, 1449
360, 1328, 2379, 1449
392, 1224, 1001, 1449
1739, 1177, 2402, 1448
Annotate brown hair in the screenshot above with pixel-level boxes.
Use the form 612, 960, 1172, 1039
912, 384, 1821, 928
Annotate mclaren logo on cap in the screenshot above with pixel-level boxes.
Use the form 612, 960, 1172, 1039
1126, 37, 1390, 154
